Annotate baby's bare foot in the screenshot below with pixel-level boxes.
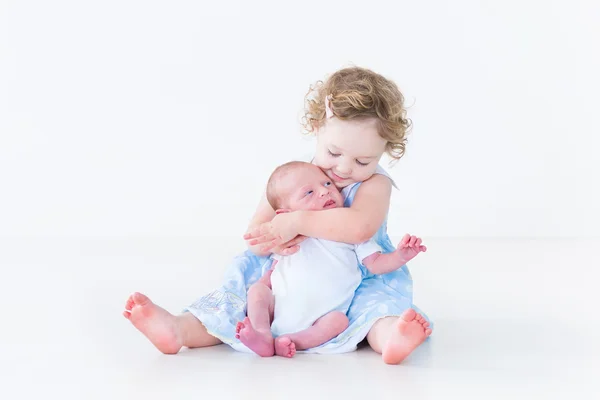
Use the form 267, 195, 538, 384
382, 309, 431, 364
123, 292, 182, 354
274, 336, 297, 358
235, 317, 274, 357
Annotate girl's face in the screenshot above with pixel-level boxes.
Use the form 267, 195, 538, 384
314, 117, 387, 188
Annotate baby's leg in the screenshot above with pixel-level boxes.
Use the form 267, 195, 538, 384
274, 311, 348, 358
256, 265, 275, 289
235, 279, 275, 357
366, 309, 432, 364
124, 292, 221, 354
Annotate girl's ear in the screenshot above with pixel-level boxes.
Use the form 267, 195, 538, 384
275, 208, 292, 215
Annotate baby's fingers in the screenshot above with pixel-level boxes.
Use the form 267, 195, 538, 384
419, 245, 427, 252
399, 233, 411, 248
408, 235, 418, 247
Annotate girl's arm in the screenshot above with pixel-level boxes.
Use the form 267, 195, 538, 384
245, 174, 392, 247
246, 195, 277, 256
246, 194, 306, 257
294, 174, 392, 244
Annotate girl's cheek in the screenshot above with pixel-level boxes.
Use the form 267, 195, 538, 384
358, 166, 378, 181
316, 158, 333, 170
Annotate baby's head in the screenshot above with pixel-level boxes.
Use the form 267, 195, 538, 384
302, 66, 411, 188
266, 161, 344, 212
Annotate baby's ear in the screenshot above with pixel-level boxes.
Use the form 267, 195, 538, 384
275, 208, 292, 214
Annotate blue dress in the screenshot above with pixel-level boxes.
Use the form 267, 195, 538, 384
183, 165, 432, 353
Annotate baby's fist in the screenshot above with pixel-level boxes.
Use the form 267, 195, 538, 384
398, 234, 427, 252
396, 234, 427, 262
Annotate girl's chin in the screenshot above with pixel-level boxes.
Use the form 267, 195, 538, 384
334, 181, 352, 189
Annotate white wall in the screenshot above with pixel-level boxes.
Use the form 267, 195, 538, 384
1, 0, 598, 239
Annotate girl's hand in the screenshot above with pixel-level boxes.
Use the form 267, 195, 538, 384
270, 235, 307, 256
244, 212, 299, 252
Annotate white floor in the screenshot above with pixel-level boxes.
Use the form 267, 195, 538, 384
1, 237, 598, 399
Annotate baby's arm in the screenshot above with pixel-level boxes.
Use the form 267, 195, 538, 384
362, 234, 427, 275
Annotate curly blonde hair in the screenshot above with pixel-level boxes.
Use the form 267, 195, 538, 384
302, 66, 412, 163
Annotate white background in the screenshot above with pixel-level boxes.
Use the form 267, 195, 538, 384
1, 1, 599, 399
2, 0, 598, 240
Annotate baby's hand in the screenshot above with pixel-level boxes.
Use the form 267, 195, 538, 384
395, 234, 427, 264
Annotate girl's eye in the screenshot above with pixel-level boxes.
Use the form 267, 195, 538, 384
356, 160, 370, 167
305, 190, 314, 196
328, 150, 341, 157
324, 182, 332, 187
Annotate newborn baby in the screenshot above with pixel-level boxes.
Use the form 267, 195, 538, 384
236, 161, 426, 357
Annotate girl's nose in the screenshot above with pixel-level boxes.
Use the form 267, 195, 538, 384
337, 162, 352, 175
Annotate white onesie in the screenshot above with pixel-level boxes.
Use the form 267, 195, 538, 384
269, 237, 381, 337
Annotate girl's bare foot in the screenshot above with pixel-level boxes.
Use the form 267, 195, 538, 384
382, 308, 432, 364
123, 292, 182, 354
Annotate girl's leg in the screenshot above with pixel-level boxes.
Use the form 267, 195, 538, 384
366, 308, 432, 364
178, 312, 223, 348
274, 311, 349, 358
235, 280, 275, 357
124, 292, 221, 354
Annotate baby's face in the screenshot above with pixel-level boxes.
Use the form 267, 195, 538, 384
278, 165, 344, 211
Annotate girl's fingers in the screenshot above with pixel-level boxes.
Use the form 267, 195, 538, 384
247, 235, 266, 246
283, 245, 300, 255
